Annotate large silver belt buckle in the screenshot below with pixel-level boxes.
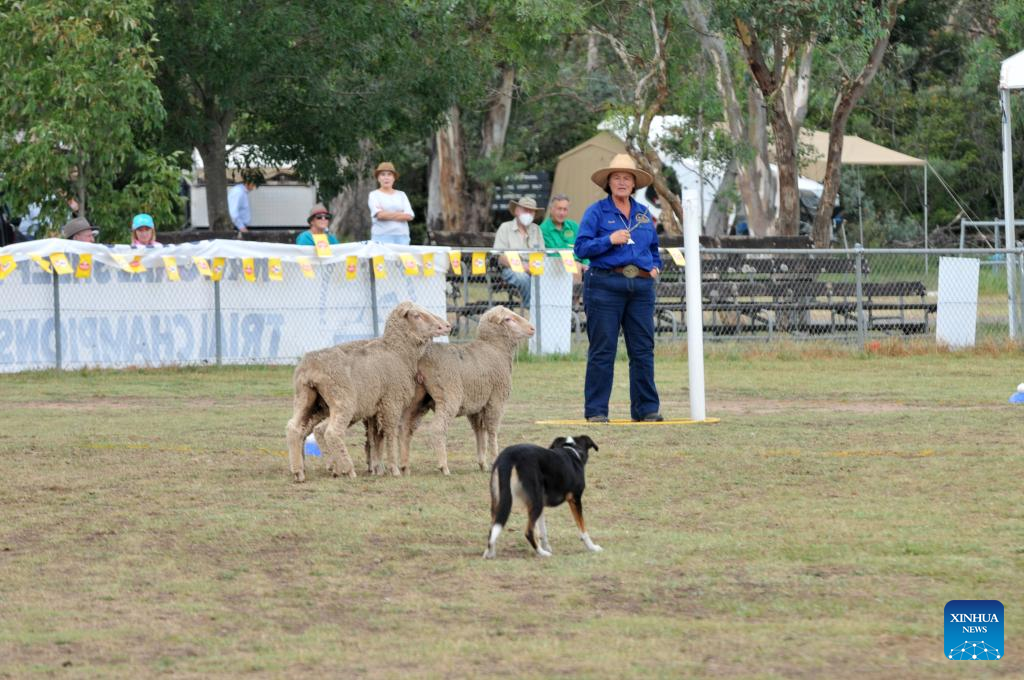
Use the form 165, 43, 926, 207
621, 264, 640, 278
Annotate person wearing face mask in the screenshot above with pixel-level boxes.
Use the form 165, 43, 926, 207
574, 154, 663, 423
492, 195, 545, 310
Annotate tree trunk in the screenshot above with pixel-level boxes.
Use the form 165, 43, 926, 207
195, 111, 232, 231
329, 176, 376, 241
465, 64, 516, 233
434, 105, 466, 233
704, 158, 737, 237
812, 0, 900, 247
426, 135, 443, 234
771, 99, 801, 236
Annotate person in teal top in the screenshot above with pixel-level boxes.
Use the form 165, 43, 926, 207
539, 193, 588, 282
296, 204, 340, 246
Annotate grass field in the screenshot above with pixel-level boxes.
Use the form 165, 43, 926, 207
1, 346, 1022, 678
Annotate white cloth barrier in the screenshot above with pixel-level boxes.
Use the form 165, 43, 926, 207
0, 239, 573, 372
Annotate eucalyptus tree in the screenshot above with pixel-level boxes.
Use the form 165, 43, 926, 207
0, 0, 180, 235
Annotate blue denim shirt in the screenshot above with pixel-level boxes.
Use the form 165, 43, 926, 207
574, 196, 662, 272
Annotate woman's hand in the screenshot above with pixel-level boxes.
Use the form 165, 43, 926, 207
650, 267, 660, 278
609, 229, 631, 245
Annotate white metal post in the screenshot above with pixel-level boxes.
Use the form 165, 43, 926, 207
1001, 88, 1020, 339
683, 218, 706, 421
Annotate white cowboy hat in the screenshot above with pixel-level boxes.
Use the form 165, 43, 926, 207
590, 153, 654, 191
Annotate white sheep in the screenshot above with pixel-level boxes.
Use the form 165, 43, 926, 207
399, 305, 535, 475
286, 301, 451, 482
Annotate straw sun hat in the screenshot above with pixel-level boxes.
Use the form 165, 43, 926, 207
374, 162, 399, 180
590, 153, 654, 191
507, 195, 544, 219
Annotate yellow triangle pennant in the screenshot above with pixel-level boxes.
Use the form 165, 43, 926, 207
312, 233, 332, 258
193, 257, 212, 278
471, 251, 487, 275
31, 255, 52, 273
505, 251, 524, 274
128, 255, 146, 273
422, 252, 436, 278
0, 255, 16, 280
399, 253, 420, 276
210, 257, 225, 281
372, 255, 387, 279
297, 257, 316, 279
268, 258, 283, 281
558, 250, 578, 274
344, 255, 359, 281
109, 254, 131, 272
75, 253, 93, 279
667, 247, 685, 267
448, 250, 462, 275
162, 256, 180, 282
242, 257, 256, 282
49, 253, 73, 275
528, 252, 544, 276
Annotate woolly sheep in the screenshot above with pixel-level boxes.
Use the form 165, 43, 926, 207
286, 301, 451, 482
399, 305, 534, 475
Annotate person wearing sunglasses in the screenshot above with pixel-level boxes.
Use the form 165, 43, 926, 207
296, 204, 339, 245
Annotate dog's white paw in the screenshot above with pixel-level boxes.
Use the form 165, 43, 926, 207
483, 549, 496, 559
536, 548, 552, 558
588, 544, 603, 553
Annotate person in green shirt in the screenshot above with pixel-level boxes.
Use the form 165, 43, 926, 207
539, 193, 587, 282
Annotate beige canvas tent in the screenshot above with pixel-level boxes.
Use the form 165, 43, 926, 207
550, 131, 628, 224
797, 129, 924, 182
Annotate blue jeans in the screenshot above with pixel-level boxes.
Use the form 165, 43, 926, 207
583, 268, 659, 420
500, 268, 531, 308
370, 233, 410, 245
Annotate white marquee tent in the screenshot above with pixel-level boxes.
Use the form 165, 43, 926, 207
999, 50, 1024, 338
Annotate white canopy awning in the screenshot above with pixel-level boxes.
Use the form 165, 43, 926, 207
1000, 49, 1024, 90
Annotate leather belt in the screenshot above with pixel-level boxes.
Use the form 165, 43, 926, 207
612, 265, 653, 279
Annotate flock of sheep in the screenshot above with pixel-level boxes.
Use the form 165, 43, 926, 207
285, 301, 536, 482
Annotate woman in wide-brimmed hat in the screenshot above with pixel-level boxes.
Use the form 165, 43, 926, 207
296, 203, 339, 246
368, 162, 415, 245
493, 195, 546, 309
573, 153, 664, 423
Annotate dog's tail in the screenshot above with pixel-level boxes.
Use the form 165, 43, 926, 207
490, 461, 514, 527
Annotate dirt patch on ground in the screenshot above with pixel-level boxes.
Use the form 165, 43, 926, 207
709, 398, 912, 414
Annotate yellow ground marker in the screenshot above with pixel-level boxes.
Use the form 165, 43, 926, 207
534, 418, 720, 426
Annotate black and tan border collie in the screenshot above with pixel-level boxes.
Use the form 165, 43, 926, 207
483, 435, 602, 559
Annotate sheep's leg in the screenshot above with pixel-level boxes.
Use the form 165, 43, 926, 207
363, 417, 381, 475
285, 384, 322, 483
321, 414, 356, 479
312, 420, 330, 472
399, 386, 429, 475
467, 413, 487, 472
375, 409, 402, 477
430, 401, 459, 476
480, 408, 503, 468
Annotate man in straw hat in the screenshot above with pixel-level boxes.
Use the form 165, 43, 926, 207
62, 216, 98, 243
296, 203, 339, 245
573, 153, 664, 423
493, 195, 546, 309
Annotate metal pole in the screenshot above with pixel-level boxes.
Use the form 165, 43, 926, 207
532, 268, 542, 354
214, 279, 222, 365
1001, 88, 1020, 339
857, 166, 864, 245
924, 163, 929, 275
854, 244, 867, 348
683, 222, 706, 421
959, 217, 966, 251
369, 260, 380, 337
52, 271, 62, 370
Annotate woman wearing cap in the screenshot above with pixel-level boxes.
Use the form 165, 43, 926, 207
131, 214, 161, 246
492, 195, 545, 309
368, 162, 414, 245
296, 204, 339, 245
573, 153, 663, 423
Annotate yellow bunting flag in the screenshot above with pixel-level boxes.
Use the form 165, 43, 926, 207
312, 233, 332, 258
449, 250, 462, 275
422, 252, 435, 278
75, 253, 93, 279
162, 256, 180, 282
128, 255, 146, 273
242, 257, 256, 282
344, 255, 359, 281
528, 252, 544, 276
268, 258, 283, 282
49, 253, 73, 275
297, 257, 315, 279
31, 255, 52, 273
471, 251, 487, 275
110, 254, 130, 272
193, 257, 212, 278
666, 247, 686, 267
210, 257, 225, 281
505, 251, 524, 274
399, 253, 420, 276
558, 250, 578, 274
372, 255, 387, 279
0, 255, 16, 280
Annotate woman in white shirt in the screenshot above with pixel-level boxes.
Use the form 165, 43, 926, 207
368, 162, 414, 245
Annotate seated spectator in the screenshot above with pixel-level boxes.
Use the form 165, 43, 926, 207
493, 195, 545, 309
62, 217, 98, 243
131, 213, 162, 246
539, 193, 588, 283
296, 204, 339, 246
